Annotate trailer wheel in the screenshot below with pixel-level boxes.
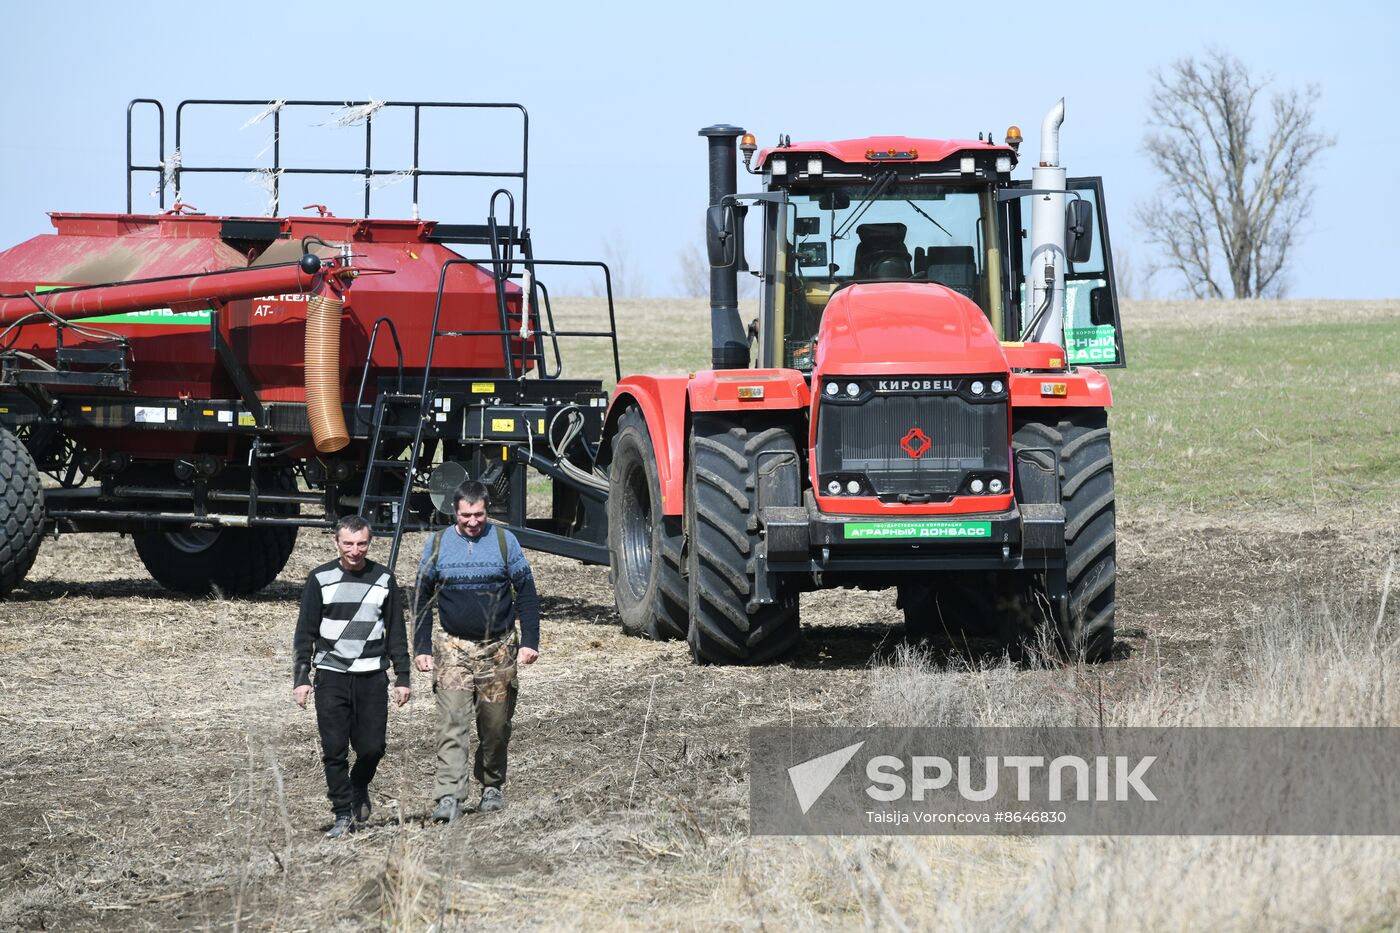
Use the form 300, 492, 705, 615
1016, 410, 1116, 661
686, 416, 801, 665
607, 407, 686, 640
0, 427, 45, 598
134, 524, 297, 597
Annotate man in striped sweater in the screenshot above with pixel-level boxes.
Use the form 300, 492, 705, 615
293, 515, 412, 839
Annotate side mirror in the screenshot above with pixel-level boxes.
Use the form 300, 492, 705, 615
707, 204, 738, 267
818, 192, 851, 211
1066, 199, 1094, 264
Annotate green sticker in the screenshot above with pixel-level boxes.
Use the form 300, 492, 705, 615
843, 521, 992, 541
35, 284, 207, 326
1065, 325, 1117, 364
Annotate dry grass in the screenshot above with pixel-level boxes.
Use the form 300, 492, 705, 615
2, 298, 1399, 930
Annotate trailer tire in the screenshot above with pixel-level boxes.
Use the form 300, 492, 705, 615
686, 416, 801, 665
1015, 409, 1116, 662
0, 428, 45, 598
607, 407, 687, 640
134, 524, 297, 597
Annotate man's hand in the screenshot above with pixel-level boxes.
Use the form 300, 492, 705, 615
518, 647, 539, 666
393, 685, 411, 707
293, 684, 312, 708
415, 653, 434, 673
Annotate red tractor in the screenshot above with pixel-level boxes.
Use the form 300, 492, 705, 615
602, 100, 1125, 664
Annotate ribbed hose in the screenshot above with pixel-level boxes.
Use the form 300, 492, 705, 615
304, 294, 350, 453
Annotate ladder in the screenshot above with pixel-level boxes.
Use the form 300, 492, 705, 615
357, 389, 433, 571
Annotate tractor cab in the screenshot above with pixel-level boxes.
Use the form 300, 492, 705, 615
732, 134, 1124, 372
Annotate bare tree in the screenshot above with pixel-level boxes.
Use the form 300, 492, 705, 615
1137, 49, 1333, 299
590, 231, 644, 298
674, 242, 709, 298
1113, 247, 1142, 301
674, 241, 760, 299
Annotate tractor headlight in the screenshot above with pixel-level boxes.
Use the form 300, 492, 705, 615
970, 380, 985, 396
991, 379, 1004, 394
845, 382, 859, 397
970, 478, 986, 494
989, 478, 1004, 494
826, 480, 842, 495
846, 480, 861, 495
825, 381, 839, 396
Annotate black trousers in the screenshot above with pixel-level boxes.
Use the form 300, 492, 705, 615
313, 669, 389, 816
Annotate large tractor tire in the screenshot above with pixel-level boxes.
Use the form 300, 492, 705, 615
686, 415, 801, 665
1016, 409, 1116, 661
607, 407, 687, 640
134, 524, 297, 597
0, 427, 45, 597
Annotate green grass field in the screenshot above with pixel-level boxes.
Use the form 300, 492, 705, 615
1111, 303, 1400, 517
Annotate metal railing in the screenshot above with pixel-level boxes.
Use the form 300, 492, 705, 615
126, 99, 529, 225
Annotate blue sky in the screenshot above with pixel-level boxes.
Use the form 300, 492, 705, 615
2, 0, 1395, 299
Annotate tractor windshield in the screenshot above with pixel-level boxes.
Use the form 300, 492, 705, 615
775, 181, 1003, 370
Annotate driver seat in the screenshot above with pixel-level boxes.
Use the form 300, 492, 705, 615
853, 223, 912, 280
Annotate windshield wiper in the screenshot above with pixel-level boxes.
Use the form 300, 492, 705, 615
905, 200, 953, 239
831, 171, 897, 240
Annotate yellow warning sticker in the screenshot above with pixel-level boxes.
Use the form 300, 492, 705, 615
202, 410, 215, 416
537, 419, 545, 433
238, 413, 256, 426
472, 382, 496, 394
491, 418, 516, 432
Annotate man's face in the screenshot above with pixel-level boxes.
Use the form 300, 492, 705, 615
455, 498, 489, 538
335, 527, 372, 570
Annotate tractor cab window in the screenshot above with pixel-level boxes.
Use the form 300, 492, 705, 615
777, 182, 998, 370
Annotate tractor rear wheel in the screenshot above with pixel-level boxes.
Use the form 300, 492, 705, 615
686, 415, 801, 665
1015, 409, 1116, 661
606, 407, 686, 640
0, 427, 45, 597
135, 523, 298, 596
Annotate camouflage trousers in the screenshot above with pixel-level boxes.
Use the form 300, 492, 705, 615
432, 632, 518, 801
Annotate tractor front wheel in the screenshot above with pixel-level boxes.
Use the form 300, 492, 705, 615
1015, 409, 1116, 661
685, 415, 801, 665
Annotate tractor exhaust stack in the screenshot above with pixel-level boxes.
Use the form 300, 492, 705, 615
699, 124, 750, 371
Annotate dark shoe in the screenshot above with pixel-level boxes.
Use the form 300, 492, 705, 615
325, 814, 356, 839
352, 786, 372, 823
478, 787, 504, 813
430, 795, 459, 824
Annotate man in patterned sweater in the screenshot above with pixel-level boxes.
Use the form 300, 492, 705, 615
414, 481, 540, 823
293, 515, 411, 839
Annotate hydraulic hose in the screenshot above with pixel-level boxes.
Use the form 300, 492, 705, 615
305, 294, 350, 453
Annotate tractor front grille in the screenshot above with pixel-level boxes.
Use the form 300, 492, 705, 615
814, 379, 1008, 500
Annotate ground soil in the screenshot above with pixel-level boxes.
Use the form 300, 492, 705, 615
1, 497, 1394, 930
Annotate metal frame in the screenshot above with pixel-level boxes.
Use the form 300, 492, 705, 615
126, 99, 529, 225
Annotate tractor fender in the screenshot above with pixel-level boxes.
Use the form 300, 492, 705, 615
601, 375, 690, 516
686, 368, 812, 413
1008, 366, 1113, 409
